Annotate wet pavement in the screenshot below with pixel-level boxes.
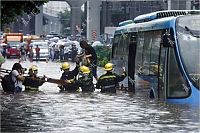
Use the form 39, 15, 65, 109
1, 59, 200, 133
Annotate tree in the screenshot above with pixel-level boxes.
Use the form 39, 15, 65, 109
58, 9, 71, 35
1, 1, 48, 29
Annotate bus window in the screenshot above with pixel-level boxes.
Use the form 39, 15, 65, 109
135, 31, 162, 76
142, 32, 152, 75
135, 32, 144, 75
112, 33, 129, 75
167, 49, 190, 98
121, 34, 129, 66
150, 31, 162, 76
112, 35, 120, 58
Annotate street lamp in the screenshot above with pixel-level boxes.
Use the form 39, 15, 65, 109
55, 22, 57, 33
50, 21, 53, 33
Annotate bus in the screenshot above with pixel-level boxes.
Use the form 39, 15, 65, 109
111, 10, 200, 105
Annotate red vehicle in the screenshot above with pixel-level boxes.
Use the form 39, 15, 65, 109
4, 33, 23, 58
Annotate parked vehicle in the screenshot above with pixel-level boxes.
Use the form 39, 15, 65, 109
4, 33, 23, 58
7, 41, 21, 58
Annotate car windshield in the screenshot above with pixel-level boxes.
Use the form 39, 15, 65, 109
32, 42, 48, 49
176, 15, 200, 89
8, 41, 21, 47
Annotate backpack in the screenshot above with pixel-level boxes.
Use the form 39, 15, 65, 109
1, 72, 15, 92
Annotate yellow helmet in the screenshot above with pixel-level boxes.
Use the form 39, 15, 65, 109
80, 65, 90, 74
29, 65, 38, 72
61, 62, 70, 70
104, 63, 113, 71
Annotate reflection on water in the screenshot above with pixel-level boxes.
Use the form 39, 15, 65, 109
1, 59, 200, 132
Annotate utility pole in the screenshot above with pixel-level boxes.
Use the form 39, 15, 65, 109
167, 0, 171, 10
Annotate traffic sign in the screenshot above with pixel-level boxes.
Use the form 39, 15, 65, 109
92, 30, 97, 39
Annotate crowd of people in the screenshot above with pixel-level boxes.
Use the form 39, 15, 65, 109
49, 42, 79, 62
0, 40, 127, 94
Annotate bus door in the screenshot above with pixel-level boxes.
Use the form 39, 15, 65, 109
157, 41, 168, 100
135, 30, 167, 99
148, 31, 168, 100
111, 34, 125, 76
111, 34, 129, 90
128, 33, 137, 92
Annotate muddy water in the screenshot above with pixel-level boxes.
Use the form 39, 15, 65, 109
1, 59, 199, 133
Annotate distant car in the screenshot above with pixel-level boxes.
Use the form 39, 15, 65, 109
6, 41, 21, 58
31, 41, 49, 61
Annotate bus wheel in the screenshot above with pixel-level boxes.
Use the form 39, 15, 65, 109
149, 89, 155, 99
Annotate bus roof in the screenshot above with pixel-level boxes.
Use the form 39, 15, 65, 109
134, 10, 200, 23
114, 10, 200, 35
115, 16, 175, 35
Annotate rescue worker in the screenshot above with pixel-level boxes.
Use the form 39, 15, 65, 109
74, 65, 95, 92
96, 63, 127, 93
23, 65, 45, 92
59, 61, 79, 92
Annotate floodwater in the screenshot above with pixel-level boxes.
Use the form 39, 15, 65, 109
1, 59, 200, 133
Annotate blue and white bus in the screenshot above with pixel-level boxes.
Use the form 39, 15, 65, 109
111, 10, 200, 105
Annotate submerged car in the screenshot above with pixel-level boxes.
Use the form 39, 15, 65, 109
31, 41, 49, 61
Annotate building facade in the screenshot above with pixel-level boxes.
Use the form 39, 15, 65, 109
6, 0, 199, 37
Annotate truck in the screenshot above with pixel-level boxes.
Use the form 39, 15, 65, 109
4, 33, 23, 58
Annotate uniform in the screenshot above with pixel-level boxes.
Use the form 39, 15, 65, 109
96, 72, 126, 93
96, 63, 127, 93
60, 62, 79, 92
75, 66, 95, 92
23, 76, 45, 91
23, 65, 45, 92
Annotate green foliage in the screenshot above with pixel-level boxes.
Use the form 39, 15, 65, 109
94, 46, 112, 67
1, 1, 48, 29
58, 9, 71, 35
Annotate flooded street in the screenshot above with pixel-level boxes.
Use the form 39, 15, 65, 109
1, 59, 200, 133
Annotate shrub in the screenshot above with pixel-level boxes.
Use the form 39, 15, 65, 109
94, 46, 111, 67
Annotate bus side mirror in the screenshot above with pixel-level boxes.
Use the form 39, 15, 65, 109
162, 34, 174, 48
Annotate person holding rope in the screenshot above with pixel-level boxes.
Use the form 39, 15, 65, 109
74, 65, 95, 92
23, 65, 45, 92
58, 61, 80, 92
77, 40, 98, 81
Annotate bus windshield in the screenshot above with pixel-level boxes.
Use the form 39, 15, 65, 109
176, 15, 200, 89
